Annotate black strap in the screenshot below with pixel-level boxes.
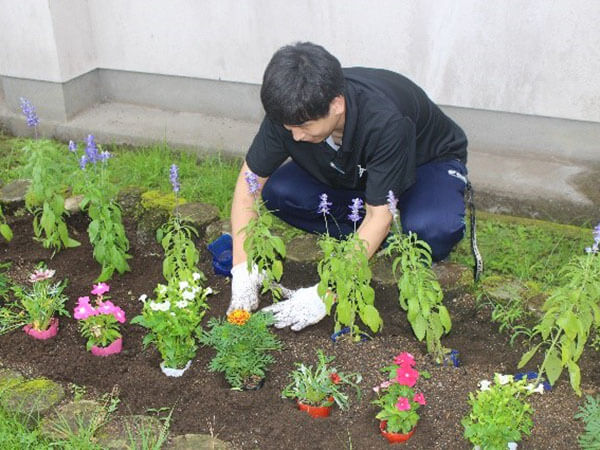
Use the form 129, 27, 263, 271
466, 181, 483, 281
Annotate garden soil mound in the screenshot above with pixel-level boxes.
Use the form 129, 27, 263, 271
0, 212, 597, 449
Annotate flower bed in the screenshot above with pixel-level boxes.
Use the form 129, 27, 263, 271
0, 210, 594, 448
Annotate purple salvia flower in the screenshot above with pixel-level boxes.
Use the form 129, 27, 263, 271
386, 190, 399, 220
19, 97, 39, 128
68, 140, 77, 152
85, 134, 99, 164
585, 222, 600, 254
169, 164, 180, 193
99, 150, 111, 162
245, 171, 260, 196
79, 155, 88, 170
348, 198, 364, 223
318, 193, 331, 215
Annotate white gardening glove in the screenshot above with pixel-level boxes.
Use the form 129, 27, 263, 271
228, 262, 265, 314
262, 284, 326, 331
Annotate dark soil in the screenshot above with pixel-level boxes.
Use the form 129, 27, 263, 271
0, 211, 597, 449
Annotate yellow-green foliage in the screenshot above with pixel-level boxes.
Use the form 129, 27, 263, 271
140, 190, 186, 213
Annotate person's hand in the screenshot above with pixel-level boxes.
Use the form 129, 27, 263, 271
262, 284, 326, 331
227, 262, 265, 314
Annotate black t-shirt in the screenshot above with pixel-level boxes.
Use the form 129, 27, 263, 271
246, 67, 468, 206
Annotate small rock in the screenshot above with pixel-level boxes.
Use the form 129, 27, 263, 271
0, 368, 25, 391
177, 202, 220, 235
39, 400, 104, 440
0, 179, 30, 204
205, 220, 231, 244
167, 433, 232, 450
2, 377, 65, 418
286, 234, 322, 263
64, 195, 85, 213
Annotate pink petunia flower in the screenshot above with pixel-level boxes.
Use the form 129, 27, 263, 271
97, 300, 116, 315
74, 297, 96, 320
91, 282, 110, 296
413, 392, 426, 405
393, 352, 416, 367
395, 397, 411, 411
395, 366, 419, 387
112, 307, 126, 324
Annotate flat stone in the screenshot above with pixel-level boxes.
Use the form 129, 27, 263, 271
64, 194, 85, 213
0, 179, 30, 203
2, 377, 65, 417
0, 368, 25, 391
117, 186, 144, 218
479, 275, 547, 318
371, 256, 473, 292
167, 433, 232, 450
205, 219, 231, 244
39, 400, 104, 440
177, 202, 219, 234
286, 234, 322, 263
96, 414, 165, 449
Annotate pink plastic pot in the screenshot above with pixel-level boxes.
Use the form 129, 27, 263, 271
23, 317, 59, 340
91, 338, 122, 356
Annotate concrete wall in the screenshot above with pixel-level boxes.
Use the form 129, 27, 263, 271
1, 0, 599, 123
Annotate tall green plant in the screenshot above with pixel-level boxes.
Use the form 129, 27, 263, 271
24, 139, 80, 252
384, 191, 451, 362
70, 136, 130, 281
241, 171, 286, 300
317, 194, 382, 340
0, 206, 12, 242
518, 223, 600, 395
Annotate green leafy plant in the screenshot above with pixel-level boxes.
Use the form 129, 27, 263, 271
241, 171, 286, 300
200, 310, 281, 390
0, 206, 12, 242
372, 351, 429, 434
462, 374, 534, 450
384, 191, 451, 362
518, 223, 600, 395
281, 350, 362, 409
23, 139, 80, 253
73, 283, 126, 350
11, 265, 69, 331
131, 273, 210, 369
155, 164, 204, 284
70, 136, 131, 281
317, 194, 382, 340
575, 395, 600, 449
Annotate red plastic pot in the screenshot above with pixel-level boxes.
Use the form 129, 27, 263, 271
296, 396, 334, 418
91, 338, 122, 356
379, 420, 415, 444
23, 317, 59, 340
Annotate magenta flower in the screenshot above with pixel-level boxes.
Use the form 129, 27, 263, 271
413, 392, 426, 405
74, 296, 97, 320
112, 307, 126, 324
91, 283, 110, 296
395, 397, 411, 411
393, 351, 416, 367
97, 300, 116, 315
372, 380, 393, 393
396, 365, 419, 387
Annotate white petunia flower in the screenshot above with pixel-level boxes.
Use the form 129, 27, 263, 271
478, 379, 492, 391
159, 301, 171, 311
181, 290, 195, 301
138, 294, 148, 303
179, 281, 189, 290
496, 374, 513, 385
176, 300, 189, 308
507, 442, 518, 450
192, 272, 202, 281
157, 284, 167, 295
525, 383, 545, 395
205, 287, 213, 295
149, 301, 161, 311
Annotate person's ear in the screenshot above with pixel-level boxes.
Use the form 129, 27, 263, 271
330, 95, 345, 115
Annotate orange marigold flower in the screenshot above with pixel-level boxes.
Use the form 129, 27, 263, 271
227, 309, 251, 326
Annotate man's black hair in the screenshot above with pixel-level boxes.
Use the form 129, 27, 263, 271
260, 42, 345, 125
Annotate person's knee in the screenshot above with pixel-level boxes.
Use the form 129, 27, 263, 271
403, 214, 465, 261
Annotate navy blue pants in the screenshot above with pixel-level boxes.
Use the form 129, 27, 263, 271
262, 159, 468, 261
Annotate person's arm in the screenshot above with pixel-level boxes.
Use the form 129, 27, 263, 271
357, 203, 393, 258
230, 161, 269, 266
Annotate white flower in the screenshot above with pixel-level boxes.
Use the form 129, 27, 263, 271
159, 301, 171, 311
181, 290, 195, 301
507, 442, 518, 450
157, 284, 167, 295
525, 383, 545, 395
138, 294, 148, 303
478, 379, 492, 391
205, 287, 213, 295
149, 301, 161, 311
192, 272, 202, 281
150, 301, 170, 311
170, 312, 176, 316
176, 300, 189, 308
496, 374, 513, 385
179, 281, 189, 290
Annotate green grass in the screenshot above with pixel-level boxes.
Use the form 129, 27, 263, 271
0, 406, 50, 450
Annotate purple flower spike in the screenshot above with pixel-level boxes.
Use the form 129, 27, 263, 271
169, 164, 180, 193
99, 150, 111, 162
85, 134, 99, 164
348, 198, 364, 223
79, 155, 88, 170
386, 190, 399, 220
19, 97, 39, 128
585, 222, 600, 254
318, 193, 331, 215
245, 171, 260, 196
68, 140, 77, 152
